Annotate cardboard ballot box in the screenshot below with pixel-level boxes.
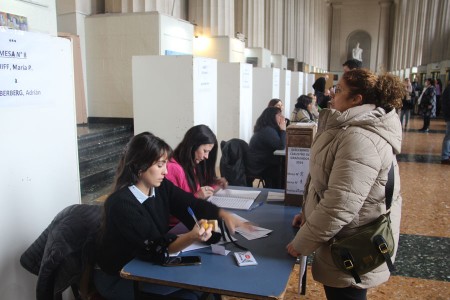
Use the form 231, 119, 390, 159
284, 123, 317, 206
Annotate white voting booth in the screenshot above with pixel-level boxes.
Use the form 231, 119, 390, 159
133, 55, 217, 148
217, 62, 253, 144
0, 29, 80, 299
291, 71, 305, 110
280, 70, 291, 118
252, 67, 280, 125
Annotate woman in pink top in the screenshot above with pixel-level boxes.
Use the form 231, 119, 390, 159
166, 125, 228, 200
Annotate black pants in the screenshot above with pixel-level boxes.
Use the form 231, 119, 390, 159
324, 285, 367, 300
423, 114, 431, 130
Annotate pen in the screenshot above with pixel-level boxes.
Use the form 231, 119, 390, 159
187, 207, 201, 229
249, 201, 264, 211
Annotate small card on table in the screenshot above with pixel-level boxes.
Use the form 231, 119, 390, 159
234, 251, 258, 266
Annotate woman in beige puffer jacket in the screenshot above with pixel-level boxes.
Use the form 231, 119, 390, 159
287, 69, 405, 300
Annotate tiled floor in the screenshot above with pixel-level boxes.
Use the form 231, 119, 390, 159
224, 116, 450, 299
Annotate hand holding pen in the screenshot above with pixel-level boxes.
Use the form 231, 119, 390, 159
187, 207, 212, 242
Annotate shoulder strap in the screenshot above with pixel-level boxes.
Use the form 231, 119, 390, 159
385, 162, 395, 210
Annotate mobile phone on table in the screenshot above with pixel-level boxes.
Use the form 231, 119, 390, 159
162, 256, 201, 266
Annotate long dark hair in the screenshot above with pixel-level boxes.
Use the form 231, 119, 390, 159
173, 125, 218, 193
113, 132, 172, 192
267, 98, 282, 107
295, 95, 314, 121
254, 107, 281, 133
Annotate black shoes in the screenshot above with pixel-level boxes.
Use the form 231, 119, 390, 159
442, 159, 450, 165
418, 128, 429, 132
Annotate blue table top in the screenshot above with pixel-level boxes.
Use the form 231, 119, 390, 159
121, 202, 300, 299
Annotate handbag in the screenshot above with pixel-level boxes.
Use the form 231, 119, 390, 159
330, 164, 396, 283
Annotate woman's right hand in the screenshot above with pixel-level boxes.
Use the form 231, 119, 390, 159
189, 219, 213, 242
278, 116, 287, 131
195, 186, 214, 199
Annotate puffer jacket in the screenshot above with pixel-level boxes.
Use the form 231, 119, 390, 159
20, 204, 102, 299
291, 104, 403, 289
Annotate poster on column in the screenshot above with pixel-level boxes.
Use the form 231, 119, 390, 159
0, 28, 67, 107
286, 147, 310, 195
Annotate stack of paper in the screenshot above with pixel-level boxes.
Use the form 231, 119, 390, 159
208, 189, 261, 210
267, 191, 285, 202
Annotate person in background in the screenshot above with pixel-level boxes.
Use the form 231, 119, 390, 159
287, 69, 404, 300
166, 125, 228, 201
268, 98, 290, 125
267, 98, 283, 109
94, 132, 245, 300
441, 81, 450, 165
291, 95, 316, 123
313, 75, 331, 109
418, 78, 436, 132
435, 79, 442, 116
247, 107, 286, 188
400, 78, 413, 130
307, 92, 320, 120
342, 59, 362, 73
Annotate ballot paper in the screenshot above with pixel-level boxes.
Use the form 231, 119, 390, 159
235, 226, 272, 240
232, 213, 273, 240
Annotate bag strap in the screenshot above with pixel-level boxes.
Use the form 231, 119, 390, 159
219, 219, 248, 251
339, 248, 361, 283
385, 162, 395, 211
373, 235, 396, 272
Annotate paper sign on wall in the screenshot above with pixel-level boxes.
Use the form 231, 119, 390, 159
286, 147, 310, 195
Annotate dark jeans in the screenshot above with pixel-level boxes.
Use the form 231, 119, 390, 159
324, 285, 367, 300
422, 115, 431, 130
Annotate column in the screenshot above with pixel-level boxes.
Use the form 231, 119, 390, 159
235, 0, 265, 48
189, 0, 234, 37
283, 0, 296, 59
375, 0, 392, 73
264, 0, 283, 54
329, 1, 341, 71
295, 0, 306, 63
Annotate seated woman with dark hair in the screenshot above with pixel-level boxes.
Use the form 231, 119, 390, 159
268, 98, 291, 126
267, 98, 283, 109
94, 132, 245, 300
247, 107, 286, 188
166, 125, 228, 200
291, 95, 316, 123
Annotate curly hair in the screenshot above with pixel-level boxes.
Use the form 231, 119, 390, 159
342, 69, 405, 111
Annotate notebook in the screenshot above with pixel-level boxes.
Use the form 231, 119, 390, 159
207, 189, 261, 210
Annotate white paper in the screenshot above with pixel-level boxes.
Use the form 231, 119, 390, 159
208, 189, 261, 210
211, 244, 230, 256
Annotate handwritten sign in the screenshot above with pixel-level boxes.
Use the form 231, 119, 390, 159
286, 147, 310, 195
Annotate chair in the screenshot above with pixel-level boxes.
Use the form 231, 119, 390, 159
20, 204, 103, 300
219, 139, 265, 188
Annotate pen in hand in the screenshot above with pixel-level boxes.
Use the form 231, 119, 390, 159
187, 207, 201, 229
188, 207, 209, 240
